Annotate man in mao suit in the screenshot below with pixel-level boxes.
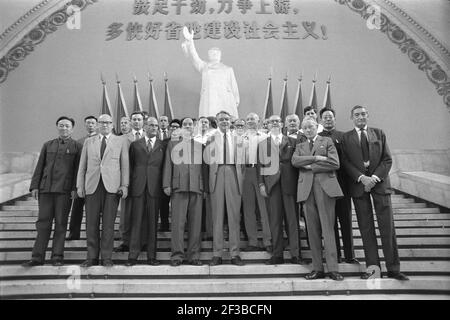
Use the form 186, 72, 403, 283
77, 114, 129, 267
67, 115, 98, 241
115, 111, 145, 253
22, 116, 82, 267
257, 115, 303, 265
163, 118, 207, 266
341, 105, 408, 280
292, 118, 344, 281
205, 110, 245, 266
125, 117, 168, 266
319, 108, 359, 264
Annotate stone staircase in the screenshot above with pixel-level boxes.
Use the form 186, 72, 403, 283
1, 192, 450, 299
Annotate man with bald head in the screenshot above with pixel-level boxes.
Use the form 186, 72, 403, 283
285, 114, 301, 139
77, 114, 129, 267
242, 112, 272, 252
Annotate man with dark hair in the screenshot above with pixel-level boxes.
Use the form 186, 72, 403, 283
206, 110, 245, 266
158, 115, 172, 232
23, 116, 82, 267
159, 116, 170, 140
319, 108, 358, 264
67, 116, 98, 241
341, 105, 408, 280
120, 116, 131, 135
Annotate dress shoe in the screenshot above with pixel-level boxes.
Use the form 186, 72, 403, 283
328, 271, 344, 281
345, 258, 360, 265
387, 271, 409, 281
290, 256, 305, 265
52, 259, 64, 267
209, 256, 223, 266
102, 259, 114, 267
244, 245, 260, 252
305, 270, 326, 280
66, 234, 79, 241
147, 258, 160, 266
265, 245, 273, 253
125, 259, 137, 266
22, 260, 44, 267
80, 260, 98, 268
265, 257, 284, 265
230, 256, 245, 266
188, 259, 203, 266
114, 243, 129, 253
170, 260, 182, 267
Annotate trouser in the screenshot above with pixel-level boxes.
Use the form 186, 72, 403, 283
119, 197, 132, 245
31, 193, 71, 262
129, 191, 159, 260
304, 177, 338, 273
85, 179, 119, 261
242, 167, 271, 247
171, 192, 203, 261
334, 195, 355, 260
353, 192, 400, 272
159, 193, 170, 229
201, 195, 213, 238
210, 165, 241, 258
68, 196, 84, 238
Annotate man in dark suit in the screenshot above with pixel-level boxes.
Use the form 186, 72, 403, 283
292, 118, 344, 281
77, 114, 129, 267
319, 108, 359, 264
257, 115, 303, 265
126, 117, 168, 266
23, 116, 82, 267
341, 105, 408, 281
67, 115, 98, 241
158, 115, 171, 231
163, 118, 206, 266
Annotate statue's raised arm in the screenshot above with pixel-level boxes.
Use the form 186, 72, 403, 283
181, 26, 240, 119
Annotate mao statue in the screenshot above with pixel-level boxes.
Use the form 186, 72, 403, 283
181, 26, 240, 119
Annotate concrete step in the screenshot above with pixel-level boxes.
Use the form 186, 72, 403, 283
2, 220, 450, 231
1, 237, 450, 250
2, 248, 450, 263
1, 276, 449, 299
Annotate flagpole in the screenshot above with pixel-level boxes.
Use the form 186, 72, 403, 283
263, 68, 272, 119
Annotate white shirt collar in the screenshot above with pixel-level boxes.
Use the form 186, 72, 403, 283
99, 133, 112, 140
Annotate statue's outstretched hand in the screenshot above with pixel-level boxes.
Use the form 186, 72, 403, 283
182, 26, 194, 41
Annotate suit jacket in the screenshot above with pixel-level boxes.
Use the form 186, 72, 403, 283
257, 135, 298, 196
162, 138, 207, 194
341, 127, 392, 197
204, 131, 244, 194
77, 134, 129, 195
129, 136, 168, 197
30, 138, 82, 193
319, 129, 350, 193
291, 135, 343, 202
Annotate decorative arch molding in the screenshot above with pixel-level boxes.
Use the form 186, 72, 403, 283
0, 0, 449, 112
0, 0, 98, 84
335, 0, 450, 111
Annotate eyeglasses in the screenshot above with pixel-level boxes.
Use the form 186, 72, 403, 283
217, 118, 230, 122
235, 124, 245, 128
99, 121, 113, 125
269, 119, 281, 123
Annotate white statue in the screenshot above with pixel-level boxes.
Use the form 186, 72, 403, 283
181, 26, 240, 119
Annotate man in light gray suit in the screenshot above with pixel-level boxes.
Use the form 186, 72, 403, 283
77, 114, 129, 267
205, 110, 245, 266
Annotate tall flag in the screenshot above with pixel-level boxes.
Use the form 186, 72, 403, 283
100, 74, 113, 116
309, 72, 318, 109
148, 72, 160, 119
132, 74, 143, 113
115, 74, 129, 133
279, 74, 289, 122
163, 72, 174, 122
322, 75, 332, 110
294, 74, 304, 122
262, 71, 274, 120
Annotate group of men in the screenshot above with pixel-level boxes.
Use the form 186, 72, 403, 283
22, 104, 408, 282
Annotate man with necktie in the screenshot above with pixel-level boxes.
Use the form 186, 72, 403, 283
158, 115, 171, 232
77, 114, 129, 267
115, 111, 145, 253
126, 117, 168, 266
341, 105, 408, 281
205, 110, 245, 266
23, 116, 82, 267
257, 115, 303, 265
319, 108, 359, 265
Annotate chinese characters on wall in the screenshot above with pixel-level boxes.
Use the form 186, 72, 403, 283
105, 0, 328, 41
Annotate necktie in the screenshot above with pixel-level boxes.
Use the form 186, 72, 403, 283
309, 139, 314, 152
147, 138, 153, 152
360, 128, 370, 162
100, 136, 107, 159
135, 132, 141, 141
223, 133, 227, 164
162, 130, 168, 140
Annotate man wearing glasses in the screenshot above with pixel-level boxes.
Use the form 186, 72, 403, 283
77, 114, 129, 267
